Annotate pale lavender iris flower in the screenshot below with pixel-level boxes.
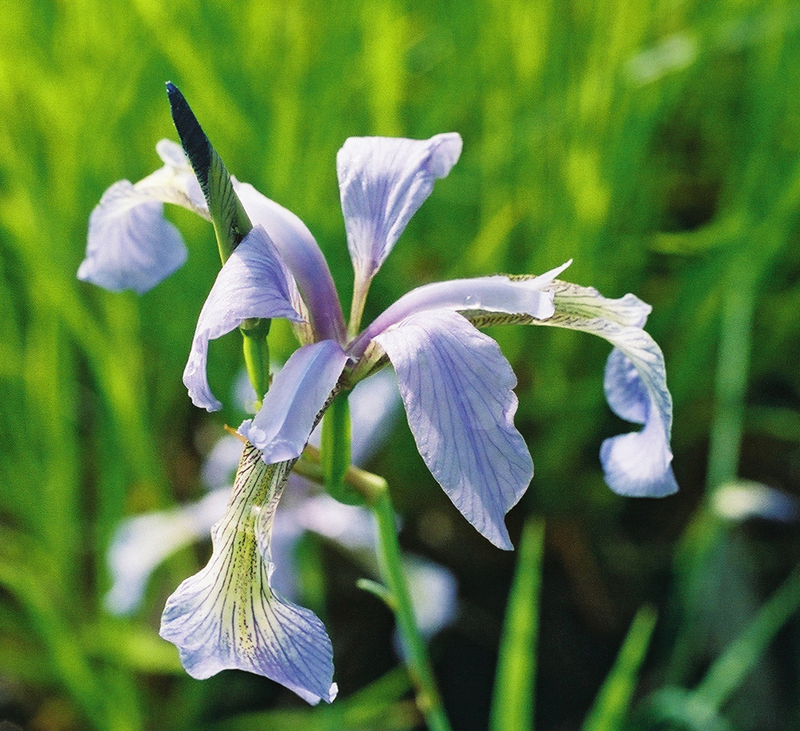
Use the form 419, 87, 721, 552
80, 133, 676, 703
105, 369, 402, 616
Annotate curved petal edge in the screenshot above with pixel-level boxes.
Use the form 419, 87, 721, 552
539, 282, 677, 497
79, 181, 188, 294
78, 140, 208, 294
238, 340, 349, 463
338, 133, 463, 286
375, 309, 532, 549
183, 226, 303, 410
159, 446, 337, 704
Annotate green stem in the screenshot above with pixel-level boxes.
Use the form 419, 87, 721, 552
321, 393, 359, 504
348, 273, 370, 340
369, 484, 452, 731
240, 320, 271, 410
300, 451, 451, 731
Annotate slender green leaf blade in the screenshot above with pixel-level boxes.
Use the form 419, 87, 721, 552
489, 517, 545, 731
694, 562, 800, 710
581, 605, 658, 731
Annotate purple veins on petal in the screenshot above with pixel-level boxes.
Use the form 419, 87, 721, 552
337, 133, 463, 286
238, 339, 349, 464
543, 283, 677, 498
183, 225, 303, 411
352, 271, 567, 359
604, 346, 649, 425
374, 309, 532, 550
159, 446, 337, 704
233, 181, 346, 342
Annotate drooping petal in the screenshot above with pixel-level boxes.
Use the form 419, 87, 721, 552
78, 140, 209, 294
234, 181, 345, 342
160, 445, 337, 705
238, 340, 349, 464
338, 134, 462, 287
183, 226, 303, 410
107, 370, 401, 616
374, 309, 532, 550
604, 346, 649, 425
351, 265, 570, 360
78, 182, 188, 294
599, 346, 677, 496
539, 281, 677, 497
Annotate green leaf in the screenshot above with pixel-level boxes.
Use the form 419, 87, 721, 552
693, 561, 800, 711
581, 605, 657, 731
489, 517, 545, 731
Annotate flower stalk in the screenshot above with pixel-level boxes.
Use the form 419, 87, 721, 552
300, 446, 452, 730
369, 484, 452, 731
241, 319, 271, 410
347, 463, 452, 731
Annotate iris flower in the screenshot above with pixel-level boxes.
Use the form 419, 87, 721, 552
79, 116, 676, 703
104, 368, 402, 616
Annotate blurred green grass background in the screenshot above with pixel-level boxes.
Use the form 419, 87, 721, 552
3, 0, 800, 729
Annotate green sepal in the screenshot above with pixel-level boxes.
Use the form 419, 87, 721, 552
165, 82, 253, 263
321, 392, 363, 505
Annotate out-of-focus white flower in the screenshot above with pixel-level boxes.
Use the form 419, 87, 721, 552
711, 480, 799, 523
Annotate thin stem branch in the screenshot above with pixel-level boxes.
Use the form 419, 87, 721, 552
368, 484, 452, 731
299, 446, 452, 731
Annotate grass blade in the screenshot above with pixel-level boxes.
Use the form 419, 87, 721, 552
489, 517, 545, 731
581, 605, 657, 731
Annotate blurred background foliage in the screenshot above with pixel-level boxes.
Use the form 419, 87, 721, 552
2, 0, 800, 729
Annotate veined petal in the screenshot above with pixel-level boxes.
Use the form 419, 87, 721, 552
234, 181, 345, 342
78, 140, 209, 294
338, 134, 462, 286
374, 310, 532, 550
604, 346, 648, 424
183, 226, 303, 411
160, 445, 337, 704
351, 266, 570, 359
539, 281, 677, 497
238, 340, 349, 463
